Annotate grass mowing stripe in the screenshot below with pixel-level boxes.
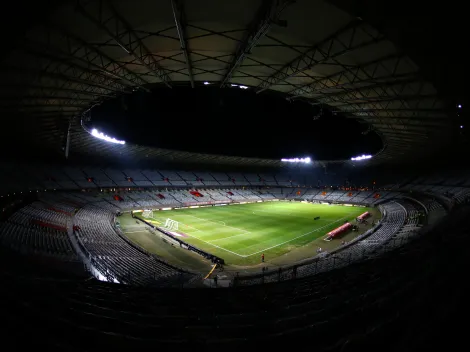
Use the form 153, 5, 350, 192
242, 213, 357, 257
129, 202, 374, 265
208, 232, 252, 243
184, 213, 249, 233
183, 231, 245, 257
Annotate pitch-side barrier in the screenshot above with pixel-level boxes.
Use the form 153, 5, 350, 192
131, 211, 225, 265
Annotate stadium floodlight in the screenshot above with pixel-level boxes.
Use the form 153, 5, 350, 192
91, 128, 125, 145
351, 154, 372, 161
458, 104, 462, 108
281, 157, 311, 163
239, 85, 249, 89
231, 84, 239, 87
203, 81, 210, 85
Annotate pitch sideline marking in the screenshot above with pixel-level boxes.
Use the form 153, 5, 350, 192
183, 232, 245, 257
241, 213, 358, 257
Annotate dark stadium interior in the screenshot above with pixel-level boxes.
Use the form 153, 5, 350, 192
1, 0, 470, 351
91, 86, 383, 159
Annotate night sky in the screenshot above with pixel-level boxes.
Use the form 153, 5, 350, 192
91, 86, 383, 161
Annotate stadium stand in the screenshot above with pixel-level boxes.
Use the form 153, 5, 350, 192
275, 173, 292, 186
123, 169, 152, 187
104, 168, 129, 187
194, 171, 219, 186
141, 169, 168, 186
160, 170, 186, 186
0, 178, 441, 288
82, 166, 116, 188
3, 202, 468, 350
73, 203, 185, 285
210, 172, 233, 186
4, 162, 470, 352
4, 162, 469, 291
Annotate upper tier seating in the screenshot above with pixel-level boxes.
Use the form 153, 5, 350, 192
140, 169, 168, 186
82, 167, 116, 188
123, 169, 153, 187
193, 172, 219, 186
159, 170, 186, 186
178, 171, 205, 186
104, 168, 129, 187
1, 162, 469, 208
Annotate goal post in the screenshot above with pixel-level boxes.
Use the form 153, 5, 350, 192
164, 218, 179, 231
142, 209, 154, 219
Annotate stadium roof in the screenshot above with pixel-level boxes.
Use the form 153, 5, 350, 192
0, 0, 456, 167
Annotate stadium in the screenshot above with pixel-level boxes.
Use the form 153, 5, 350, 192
0, 0, 469, 350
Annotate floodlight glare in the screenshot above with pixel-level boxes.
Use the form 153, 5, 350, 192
203, 81, 210, 85
91, 128, 125, 145
239, 85, 248, 89
230, 84, 238, 87
281, 157, 311, 163
351, 154, 372, 161
458, 104, 462, 108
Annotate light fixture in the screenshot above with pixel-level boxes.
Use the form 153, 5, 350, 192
91, 128, 125, 145
203, 81, 210, 85
281, 157, 311, 163
351, 154, 372, 161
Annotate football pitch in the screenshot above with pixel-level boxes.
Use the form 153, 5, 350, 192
123, 201, 375, 267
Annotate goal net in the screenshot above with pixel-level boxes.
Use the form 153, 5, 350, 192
142, 210, 154, 219
164, 218, 179, 231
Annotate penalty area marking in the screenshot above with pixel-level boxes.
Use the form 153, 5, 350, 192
185, 214, 248, 233
185, 214, 226, 226
152, 215, 201, 232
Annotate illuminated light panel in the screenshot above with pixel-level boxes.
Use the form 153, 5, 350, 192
351, 154, 372, 161
230, 83, 248, 89
91, 129, 125, 145
281, 157, 311, 163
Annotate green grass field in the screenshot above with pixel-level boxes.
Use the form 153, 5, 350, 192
124, 201, 375, 267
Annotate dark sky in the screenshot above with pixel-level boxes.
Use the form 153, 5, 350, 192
91, 86, 383, 160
